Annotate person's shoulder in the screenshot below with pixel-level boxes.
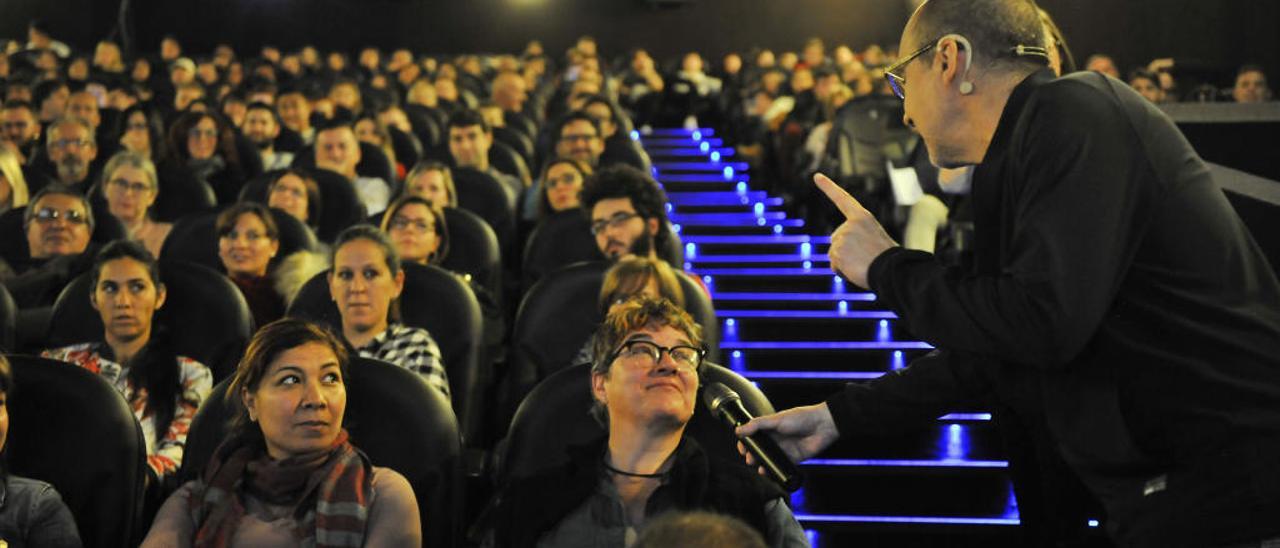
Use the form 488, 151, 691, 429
1029, 72, 1126, 117
392, 323, 438, 343
371, 466, 413, 495
4, 474, 60, 499
176, 355, 213, 381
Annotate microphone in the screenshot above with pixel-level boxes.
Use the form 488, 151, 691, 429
703, 382, 803, 491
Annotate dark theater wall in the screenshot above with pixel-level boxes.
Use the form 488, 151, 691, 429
0, 0, 1275, 83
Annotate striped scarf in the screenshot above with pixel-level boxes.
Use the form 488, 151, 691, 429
189, 429, 373, 547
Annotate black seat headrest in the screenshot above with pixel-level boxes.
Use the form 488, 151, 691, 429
6, 355, 147, 548
438, 207, 502, 299
521, 209, 603, 290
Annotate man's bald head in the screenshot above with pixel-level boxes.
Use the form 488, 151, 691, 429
906, 0, 1048, 75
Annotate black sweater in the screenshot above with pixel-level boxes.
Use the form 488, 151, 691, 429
827, 70, 1280, 547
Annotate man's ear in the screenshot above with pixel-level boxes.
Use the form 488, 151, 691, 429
646, 217, 660, 237
591, 370, 608, 406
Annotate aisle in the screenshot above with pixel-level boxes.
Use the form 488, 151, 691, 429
640, 127, 1036, 547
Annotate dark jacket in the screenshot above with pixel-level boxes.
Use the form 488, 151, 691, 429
484, 435, 786, 548
827, 70, 1280, 547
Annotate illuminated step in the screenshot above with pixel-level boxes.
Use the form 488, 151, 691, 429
682, 235, 831, 244
641, 128, 716, 137
796, 514, 1020, 526
712, 292, 874, 301
654, 161, 750, 171
716, 309, 892, 319
657, 173, 750, 183
802, 459, 1007, 469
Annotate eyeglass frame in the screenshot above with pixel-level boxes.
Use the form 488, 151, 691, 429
590, 210, 641, 236
884, 36, 945, 100
604, 338, 707, 374
32, 207, 89, 225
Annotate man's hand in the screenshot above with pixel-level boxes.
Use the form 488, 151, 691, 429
816, 173, 899, 289
736, 403, 840, 472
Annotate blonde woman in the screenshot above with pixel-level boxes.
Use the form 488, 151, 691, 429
0, 145, 30, 215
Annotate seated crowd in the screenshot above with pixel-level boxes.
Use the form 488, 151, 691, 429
0, 15, 1271, 547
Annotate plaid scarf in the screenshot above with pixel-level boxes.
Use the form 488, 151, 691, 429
189, 429, 373, 547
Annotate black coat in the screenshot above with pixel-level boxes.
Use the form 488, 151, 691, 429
827, 70, 1280, 547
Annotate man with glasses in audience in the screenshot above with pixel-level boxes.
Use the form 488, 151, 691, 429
480, 297, 806, 548
1, 185, 97, 308
554, 111, 605, 168
42, 116, 98, 194
582, 95, 651, 172
581, 164, 674, 265
740, 1, 1280, 547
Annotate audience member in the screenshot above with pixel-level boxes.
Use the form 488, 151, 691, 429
216, 202, 285, 329
582, 95, 651, 171
536, 157, 592, 219
572, 256, 687, 365
266, 168, 321, 230
0, 355, 82, 547
634, 511, 767, 548
1084, 53, 1120, 78
380, 195, 447, 266
448, 109, 522, 204
101, 151, 171, 257
141, 318, 421, 547
354, 113, 402, 179
65, 90, 100, 132
0, 145, 30, 215
43, 116, 99, 193
1128, 69, 1167, 104
314, 120, 392, 215
328, 225, 448, 400
553, 111, 606, 168
42, 240, 213, 487
115, 105, 168, 161
1233, 65, 1273, 103
32, 80, 70, 125
276, 88, 315, 147
403, 160, 458, 208
242, 102, 293, 171
581, 164, 673, 263
165, 111, 250, 205
1, 101, 41, 163
481, 297, 805, 547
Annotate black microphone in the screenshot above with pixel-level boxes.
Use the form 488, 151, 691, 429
702, 382, 803, 491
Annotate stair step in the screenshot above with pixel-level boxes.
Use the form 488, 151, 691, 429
719, 314, 900, 341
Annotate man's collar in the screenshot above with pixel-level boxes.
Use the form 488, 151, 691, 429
984, 69, 1057, 162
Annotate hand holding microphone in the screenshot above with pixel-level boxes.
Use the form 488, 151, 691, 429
704, 382, 808, 491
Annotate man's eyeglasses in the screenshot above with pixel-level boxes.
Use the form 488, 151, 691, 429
884, 38, 940, 100
590, 211, 639, 235
50, 138, 92, 150
609, 339, 705, 373
33, 207, 88, 225
559, 133, 598, 144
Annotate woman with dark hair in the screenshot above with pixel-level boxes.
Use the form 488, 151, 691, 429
0, 355, 83, 547
266, 168, 322, 230
535, 157, 592, 220
216, 202, 285, 329
380, 195, 448, 266
354, 113, 403, 180
41, 240, 213, 488
116, 104, 169, 161
141, 318, 421, 546
164, 111, 249, 205
327, 225, 448, 401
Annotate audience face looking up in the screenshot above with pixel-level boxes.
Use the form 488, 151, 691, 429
381, 197, 444, 265
582, 165, 668, 262
1, 102, 40, 151
185, 114, 220, 160
276, 92, 312, 134
66, 90, 100, 130
556, 114, 604, 166
242, 103, 281, 150
25, 188, 93, 259
542, 158, 590, 214
90, 243, 167, 363
266, 170, 316, 225
328, 227, 405, 349
237, 320, 349, 461
103, 152, 160, 230
217, 205, 279, 280
404, 162, 457, 208
448, 113, 493, 172
46, 117, 97, 186
1234, 67, 1272, 103
314, 124, 362, 179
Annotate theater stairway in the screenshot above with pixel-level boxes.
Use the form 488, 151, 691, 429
638, 127, 1097, 547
